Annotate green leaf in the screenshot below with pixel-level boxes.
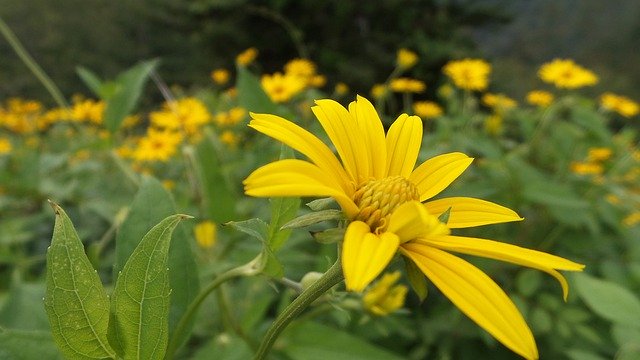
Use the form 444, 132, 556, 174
224, 218, 269, 242
108, 214, 190, 360
282, 209, 344, 229
612, 323, 640, 348
236, 65, 279, 114
268, 196, 300, 251
0, 328, 63, 360
522, 181, 590, 209
515, 269, 542, 297
574, 273, 640, 327
103, 59, 158, 133
565, 349, 608, 360
311, 228, 345, 244
44, 203, 115, 359
76, 66, 103, 97
114, 176, 200, 348
306, 198, 337, 211
404, 257, 428, 302
0, 281, 49, 331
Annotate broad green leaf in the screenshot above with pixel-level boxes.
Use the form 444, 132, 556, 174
76, 66, 103, 97
0, 328, 63, 360
283, 322, 404, 360
282, 209, 344, 229
236, 65, 279, 114
515, 269, 542, 297
103, 59, 158, 133
0, 281, 49, 331
268, 196, 300, 251
224, 218, 269, 242
109, 214, 190, 360
114, 176, 200, 347
522, 181, 590, 209
574, 273, 640, 327
404, 257, 428, 302
44, 203, 115, 359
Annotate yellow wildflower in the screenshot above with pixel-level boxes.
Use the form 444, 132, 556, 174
71, 98, 105, 125
194, 220, 217, 248
413, 101, 443, 119
587, 147, 612, 162
284, 58, 316, 79
600, 92, 639, 118
211, 69, 230, 85
605, 194, 620, 205
261, 73, 306, 103
389, 78, 426, 93
437, 84, 454, 98
220, 130, 239, 147
482, 93, 517, 111
244, 95, 584, 360
0, 137, 12, 155
224, 87, 238, 99
0, 98, 43, 134
309, 75, 327, 88
132, 128, 183, 162
335, 82, 349, 96
570, 161, 603, 176
396, 48, 418, 70
484, 114, 503, 136
443, 59, 491, 91
538, 59, 598, 89
371, 84, 388, 99
215, 107, 247, 127
236, 47, 258, 66
121, 114, 141, 129
623, 212, 640, 227
362, 271, 408, 316
526, 90, 554, 107
162, 180, 175, 191
150, 97, 211, 137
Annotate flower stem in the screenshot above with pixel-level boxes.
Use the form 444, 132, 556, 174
253, 260, 343, 360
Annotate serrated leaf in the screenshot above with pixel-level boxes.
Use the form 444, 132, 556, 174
311, 228, 345, 244
113, 176, 199, 350
44, 203, 115, 359
0, 328, 63, 360
108, 214, 190, 360
224, 218, 269, 242
404, 257, 428, 302
574, 273, 640, 327
282, 210, 344, 229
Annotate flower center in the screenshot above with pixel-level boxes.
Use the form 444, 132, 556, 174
353, 176, 420, 233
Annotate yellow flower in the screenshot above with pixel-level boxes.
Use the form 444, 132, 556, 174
132, 128, 183, 162
362, 271, 408, 316
0, 137, 12, 155
526, 90, 554, 107
211, 69, 230, 85
482, 93, 517, 111
335, 82, 349, 96
570, 161, 603, 176
437, 84, 454, 99
194, 220, 217, 248
587, 147, 612, 162
220, 130, 239, 147
371, 84, 388, 99
215, 107, 247, 127
71, 98, 105, 125
484, 114, 503, 136
538, 59, 598, 89
150, 97, 211, 137
309, 75, 326, 88
162, 180, 175, 191
244, 95, 584, 360
605, 194, 620, 205
443, 59, 491, 91
623, 212, 640, 227
413, 101, 443, 119
600, 92, 640, 118
389, 78, 426, 93
396, 48, 418, 70
261, 72, 306, 103
284, 58, 316, 78
236, 47, 258, 66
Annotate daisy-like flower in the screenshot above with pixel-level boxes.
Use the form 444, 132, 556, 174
244, 96, 584, 359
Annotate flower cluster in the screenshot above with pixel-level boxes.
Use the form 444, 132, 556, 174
538, 59, 598, 89
600, 92, 640, 117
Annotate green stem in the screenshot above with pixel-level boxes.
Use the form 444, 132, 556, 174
0, 16, 68, 108
253, 260, 343, 360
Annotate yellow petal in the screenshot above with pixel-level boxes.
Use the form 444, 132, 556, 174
244, 159, 359, 217
424, 197, 523, 228
386, 114, 423, 178
312, 99, 371, 184
409, 152, 473, 201
387, 201, 449, 242
348, 95, 387, 178
342, 221, 399, 292
249, 113, 353, 195
401, 243, 538, 360
418, 235, 585, 300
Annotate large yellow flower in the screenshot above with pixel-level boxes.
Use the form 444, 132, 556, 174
244, 95, 584, 359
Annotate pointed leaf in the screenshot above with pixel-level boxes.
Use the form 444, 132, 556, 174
404, 257, 428, 302
108, 214, 190, 359
44, 203, 115, 359
282, 210, 344, 229
76, 66, 103, 97
574, 273, 640, 327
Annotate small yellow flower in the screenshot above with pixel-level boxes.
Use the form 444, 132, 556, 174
162, 180, 176, 191
0, 137, 12, 155
132, 128, 183, 162
484, 114, 503, 136
236, 47, 258, 66
371, 84, 388, 99
413, 101, 443, 119
570, 161, 603, 176
623, 212, 640, 227
150, 97, 211, 137
224, 87, 238, 99
362, 271, 408, 316
309, 75, 326, 88
437, 84, 454, 98
261, 73, 306, 103
219, 130, 239, 147
600, 92, 640, 118
443, 59, 491, 91
482, 93, 517, 111
538, 59, 598, 89
389, 78, 426, 93
194, 220, 217, 248
215, 107, 247, 127
335, 82, 349, 96
71, 98, 105, 125
396, 48, 418, 70
284, 58, 317, 78
211, 69, 230, 85
526, 90, 554, 107
587, 147, 612, 162
605, 194, 620, 205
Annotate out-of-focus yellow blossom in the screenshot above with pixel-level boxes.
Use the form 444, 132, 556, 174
526, 90, 554, 107
310, 74, 326, 88
132, 128, 183, 162
623, 212, 640, 227
224, 87, 238, 99
261, 72, 306, 103
284, 58, 316, 79
0, 98, 44, 133
438, 84, 454, 98
413, 101, 443, 119
443, 59, 491, 91
210, 69, 230, 85
538, 59, 598, 89
389, 77, 426, 93
121, 114, 141, 129
71, 98, 105, 125
484, 114, 503, 135
570, 161, 603, 176
215, 107, 247, 127
600, 92, 640, 118
162, 180, 175, 191
194, 220, 217, 248
587, 147, 613, 162
219, 130, 239, 147
371, 84, 388, 99
362, 271, 408, 316
482, 93, 517, 111
335, 82, 349, 96
150, 97, 211, 137
70, 150, 91, 164
0, 137, 12, 155
236, 47, 258, 66
605, 194, 621, 205
396, 48, 418, 70
115, 144, 135, 159
25, 136, 40, 148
